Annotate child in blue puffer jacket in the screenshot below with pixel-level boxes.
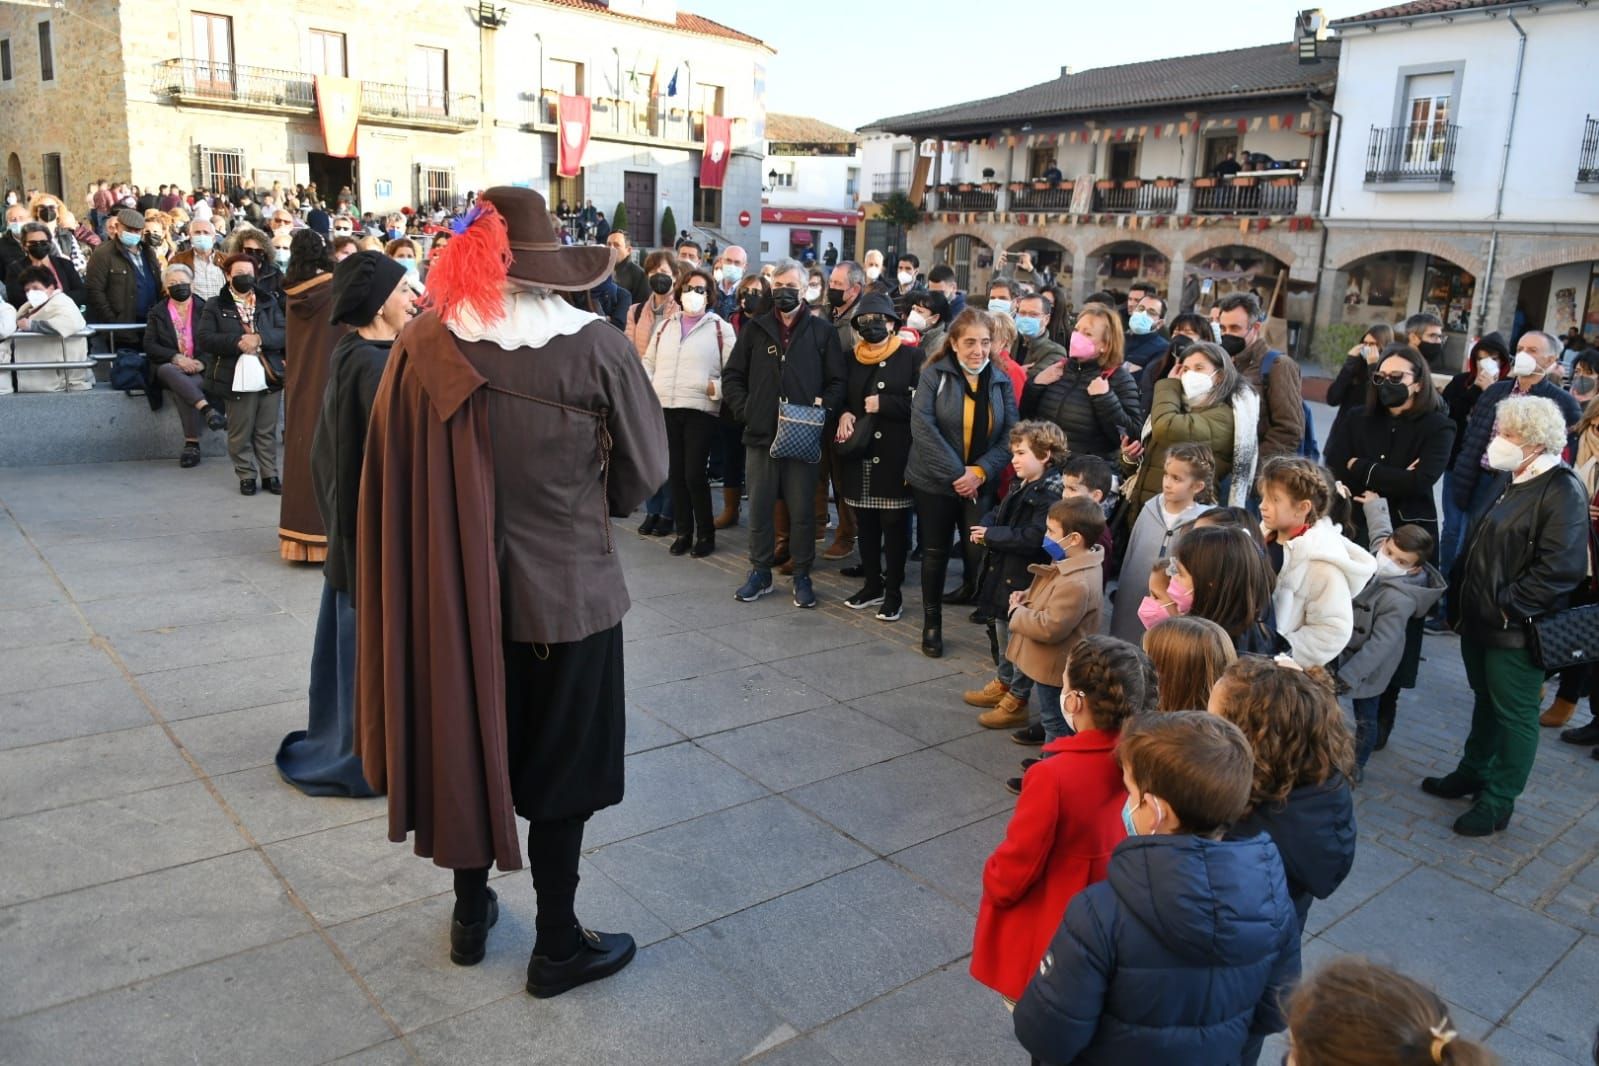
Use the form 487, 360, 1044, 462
1014, 711, 1301, 1066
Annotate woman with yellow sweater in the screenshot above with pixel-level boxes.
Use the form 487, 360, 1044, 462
907, 308, 1018, 657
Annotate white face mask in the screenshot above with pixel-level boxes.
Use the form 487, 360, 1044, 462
712, 266, 724, 283
1180, 370, 1215, 402
1374, 553, 1410, 579
964, 357, 990, 376
679, 290, 707, 315
1485, 434, 1527, 471
1512, 351, 1540, 377
907, 309, 929, 331
24, 288, 48, 308
865, 264, 882, 281
1478, 357, 1499, 380
804, 283, 821, 302
897, 270, 914, 287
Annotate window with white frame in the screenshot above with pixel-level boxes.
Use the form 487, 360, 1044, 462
1403, 72, 1452, 167
309, 30, 347, 78
408, 46, 447, 113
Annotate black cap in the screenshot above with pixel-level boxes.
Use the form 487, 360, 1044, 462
850, 291, 899, 325
330, 251, 407, 326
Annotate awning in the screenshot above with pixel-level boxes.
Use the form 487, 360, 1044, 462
762, 207, 862, 227
788, 230, 814, 245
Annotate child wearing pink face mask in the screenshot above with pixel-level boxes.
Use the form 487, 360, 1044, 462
1111, 441, 1214, 643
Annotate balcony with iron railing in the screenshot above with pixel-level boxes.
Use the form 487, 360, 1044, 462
871, 173, 911, 203
928, 186, 997, 212
1090, 180, 1179, 214
1364, 123, 1459, 187
150, 58, 313, 114
150, 58, 477, 131
1579, 116, 1599, 192
1191, 173, 1302, 215
1007, 181, 1076, 211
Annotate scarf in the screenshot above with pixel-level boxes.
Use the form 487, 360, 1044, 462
959, 361, 993, 466
854, 336, 901, 366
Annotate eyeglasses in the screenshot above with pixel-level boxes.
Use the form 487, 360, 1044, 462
683, 284, 708, 294
1371, 372, 1413, 385
855, 315, 890, 328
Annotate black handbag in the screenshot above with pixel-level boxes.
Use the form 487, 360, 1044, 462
834, 413, 876, 461
1529, 604, 1599, 670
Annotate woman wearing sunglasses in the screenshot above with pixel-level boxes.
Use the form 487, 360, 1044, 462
642, 265, 737, 557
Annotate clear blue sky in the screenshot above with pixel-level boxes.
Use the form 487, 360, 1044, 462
684, 0, 1374, 130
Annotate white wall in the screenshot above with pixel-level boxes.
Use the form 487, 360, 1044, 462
765, 152, 859, 212
1327, 4, 1599, 225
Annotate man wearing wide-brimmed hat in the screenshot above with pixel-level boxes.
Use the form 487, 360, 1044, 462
354, 187, 667, 997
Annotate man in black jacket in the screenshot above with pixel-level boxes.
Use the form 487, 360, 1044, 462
606, 231, 648, 307
722, 258, 847, 608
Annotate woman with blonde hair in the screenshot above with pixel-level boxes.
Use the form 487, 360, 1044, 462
28, 193, 88, 272
1020, 301, 1142, 460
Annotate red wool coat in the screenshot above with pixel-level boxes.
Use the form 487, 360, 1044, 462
970, 727, 1128, 1000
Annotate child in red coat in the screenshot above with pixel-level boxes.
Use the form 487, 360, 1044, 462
969, 635, 1158, 1002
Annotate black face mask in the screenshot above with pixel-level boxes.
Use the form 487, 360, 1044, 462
25, 240, 51, 260
37, 207, 56, 223
648, 273, 673, 295
230, 274, 256, 295
1219, 333, 1247, 357
1417, 340, 1445, 364
770, 287, 801, 312
738, 292, 762, 314
145, 232, 164, 248
856, 322, 891, 344
1375, 380, 1412, 409
245, 249, 267, 268
167, 283, 192, 302
826, 288, 847, 308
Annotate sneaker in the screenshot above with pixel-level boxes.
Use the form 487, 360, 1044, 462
1019, 757, 1040, 773
1005, 777, 1023, 796
844, 586, 885, 610
1010, 723, 1045, 746
793, 574, 817, 609
876, 591, 903, 622
734, 569, 774, 602
179, 442, 201, 469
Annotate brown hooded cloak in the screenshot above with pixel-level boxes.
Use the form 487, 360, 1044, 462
279, 272, 350, 561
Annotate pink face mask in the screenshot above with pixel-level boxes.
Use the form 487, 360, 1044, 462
1068, 330, 1098, 360
1168, 576, 1195, 615
1137, 595, 1172, 630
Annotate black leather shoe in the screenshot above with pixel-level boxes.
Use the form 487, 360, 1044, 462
204, 406, 227, 432
690, 536, 715, 558
239, 478, 257, 496
942, 581, 977, 606
669, 535, 692, 556
1452, 804, 1511, 837
921, 626, 943, 658
449, 888, 499, 966
525, 927, 636, 999
1420, 773, 1483, 800
179, 443, 201, 469
840, 564, 864, 578
262, 476, 282, 495
638, 514, 660, 536
1011, 723, 1046, 746
1560, 721, 1599, 745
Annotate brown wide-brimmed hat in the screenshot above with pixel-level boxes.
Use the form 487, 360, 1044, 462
477, 186, 614, 292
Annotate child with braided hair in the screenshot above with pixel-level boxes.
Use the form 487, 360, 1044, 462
971, 635, 1157, 1004
1286, 956, 1498, 1066
1257, 456, 1377, 668
1208, 656, 1357, 936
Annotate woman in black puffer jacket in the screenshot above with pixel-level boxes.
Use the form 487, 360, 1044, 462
1019, 303, 1141, 460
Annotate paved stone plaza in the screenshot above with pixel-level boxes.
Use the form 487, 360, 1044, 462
1, 443, 1597, 1065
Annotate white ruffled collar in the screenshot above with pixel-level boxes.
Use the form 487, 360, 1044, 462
447, 285, 600, 350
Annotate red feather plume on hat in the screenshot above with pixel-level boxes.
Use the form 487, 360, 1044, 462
425, 201, 512, 328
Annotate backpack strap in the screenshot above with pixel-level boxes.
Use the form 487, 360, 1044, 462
631, 301, 645, 326
1261, 348, 1279, 379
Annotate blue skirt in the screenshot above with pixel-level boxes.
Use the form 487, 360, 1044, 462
275, 581, 378, 798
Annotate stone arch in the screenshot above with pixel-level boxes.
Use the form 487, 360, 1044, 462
1182, 232, 1297, 269
1498, 239, 1599, 282
4, 154, 21, 195
1084, 234, 1180, 262
933, 232, 994, 295
1004, 234, 1077, 260
1332, 234, 1485, 277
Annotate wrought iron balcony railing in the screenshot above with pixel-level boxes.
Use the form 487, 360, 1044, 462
1365, 123, 1459, 185
150, 58, 313, 111
1579, 116, 1599, 186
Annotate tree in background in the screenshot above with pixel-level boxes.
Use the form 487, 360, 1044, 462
660, 205, 677, 250
612, 201, 629, 241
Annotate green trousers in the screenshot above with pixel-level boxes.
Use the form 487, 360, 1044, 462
1456, 635, 1544, 814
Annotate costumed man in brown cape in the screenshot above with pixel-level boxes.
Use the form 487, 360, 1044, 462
354, 187, 667, 997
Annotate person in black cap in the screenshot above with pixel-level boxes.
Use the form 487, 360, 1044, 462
274, 251, 412, 797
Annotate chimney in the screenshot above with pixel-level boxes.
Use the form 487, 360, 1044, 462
1060, 65, 1074, 77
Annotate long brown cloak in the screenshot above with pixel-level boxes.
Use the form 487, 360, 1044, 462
279, 272, 350, 562
353, 311, 523, 872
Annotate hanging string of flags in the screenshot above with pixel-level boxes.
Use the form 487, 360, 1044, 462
949, 111, 1316, 150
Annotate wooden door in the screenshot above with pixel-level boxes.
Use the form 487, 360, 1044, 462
623, 171, 655, 249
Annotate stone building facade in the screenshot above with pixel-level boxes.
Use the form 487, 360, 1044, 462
0, 0, 771, 257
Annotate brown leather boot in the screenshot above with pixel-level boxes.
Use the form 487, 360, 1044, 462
978, 693, 1031, 730
714, 486, 741, 529
963, 679, 1010, 708
1541, 697, 1580, 728
822, 498, 856, 559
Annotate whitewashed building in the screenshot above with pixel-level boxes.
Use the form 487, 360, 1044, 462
757, 114, 862, 266
1323, 0, 1599, 361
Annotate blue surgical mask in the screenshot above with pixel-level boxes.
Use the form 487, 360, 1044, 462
1015, 316, 1043, 338
274, 249, 291, 267
1041, 536, 1067, 562
987, 298, 1012, 317
722, 264, 743, 285
1128, 311, 1156, 335
1121, 796, 1139, 836
388, 227, 403, 240
400, 258, 418, 274
191, 234, 214, 252
119, 231, 142, 248
6, 221, 21, 237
